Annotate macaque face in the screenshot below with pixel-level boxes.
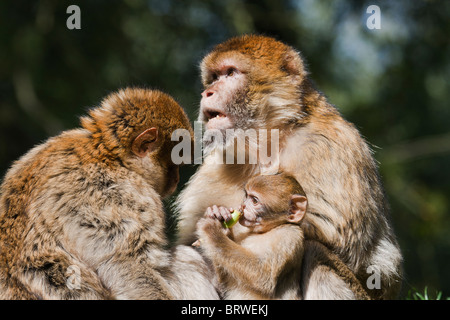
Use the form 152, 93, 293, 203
199, 56, 253, 132
240, 190, 264, 228
240, 179, 307, 233
239, 188, 288, 233
198, 35, 307, 136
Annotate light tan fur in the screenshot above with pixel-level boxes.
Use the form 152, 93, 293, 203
0, 88, 218, 300
195, 173, 370, 300
176, 35, 402, 299
196, 174, 307, 300
197, 220, 304, 300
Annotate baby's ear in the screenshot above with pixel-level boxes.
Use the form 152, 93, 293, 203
287, 194, 307, 223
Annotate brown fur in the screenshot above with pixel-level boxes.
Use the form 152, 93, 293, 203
197, 219, 304, 300
245, 173, 305, 215
0, 88, 218, 300
197, 173, 370, 300
196, 173, 306, 299
176, 35, 402, 299
301, 240, 371, 300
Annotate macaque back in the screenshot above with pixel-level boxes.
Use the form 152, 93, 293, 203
0, 88, 218, 300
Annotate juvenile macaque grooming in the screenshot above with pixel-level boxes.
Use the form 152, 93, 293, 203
0, 88, 218, 300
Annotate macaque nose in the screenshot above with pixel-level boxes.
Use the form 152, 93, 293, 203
202, 90, 214, 98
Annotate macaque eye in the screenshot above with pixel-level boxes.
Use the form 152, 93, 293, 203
251, 196, 259, 205
210, 73, 218, 82
226, 68, 236, 77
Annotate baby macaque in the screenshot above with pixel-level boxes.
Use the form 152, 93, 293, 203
196, 173, 307, 299
196, 173, 371, 300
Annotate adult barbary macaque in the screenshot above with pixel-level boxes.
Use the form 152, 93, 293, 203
0, 88, 218, 300
176, 35, 402, 299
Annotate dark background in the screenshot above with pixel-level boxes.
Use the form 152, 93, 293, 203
1, 0, 449, 298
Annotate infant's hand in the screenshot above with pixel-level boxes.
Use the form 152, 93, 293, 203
205, 205, 234, 223
196, 217, 224, 242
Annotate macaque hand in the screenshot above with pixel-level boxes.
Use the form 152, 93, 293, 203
196, 217, 229, 244
205, 205, 234, 223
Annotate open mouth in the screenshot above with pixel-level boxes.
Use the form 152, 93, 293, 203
204, 108, 227, 121
202, 108, 233, 130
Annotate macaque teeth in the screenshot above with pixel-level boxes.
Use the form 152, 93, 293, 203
206, 110, 227, 120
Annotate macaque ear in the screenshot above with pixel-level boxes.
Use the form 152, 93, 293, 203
131, 127, 158, 158
288, 194, 307, 223
282, 49, 304, 76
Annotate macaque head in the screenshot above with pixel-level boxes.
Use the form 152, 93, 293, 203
81, 88, 193, 198
240, 173, 307, 233
199, 35, 308, 135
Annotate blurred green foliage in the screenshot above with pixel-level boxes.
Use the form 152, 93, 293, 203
0, 0, 449, 298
